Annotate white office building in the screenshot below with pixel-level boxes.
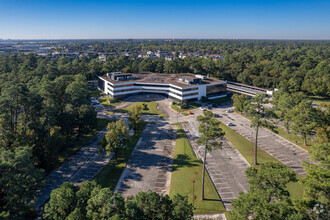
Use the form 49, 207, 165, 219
98, 72, 227, 102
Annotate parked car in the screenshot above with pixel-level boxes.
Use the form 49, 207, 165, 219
199, 107, 206, 111
185, 110, 193, 115
227, 122, 234, 126
214, 114, 221, 118
226, 110, 233, 113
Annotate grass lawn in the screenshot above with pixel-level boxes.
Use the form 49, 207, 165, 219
171, 102, 201, 113
94, 122, 147, 190
124, 101, 168, 118
57, 118, 111, 165
169, 125, 226, 214
272, 127, 314, 151
219, 123, 305, 199
100, 96, 122, 107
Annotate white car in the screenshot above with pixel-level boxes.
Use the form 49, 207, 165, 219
226, 110, 233, 113
199, 107, 206, 111
227, 122, 234, 126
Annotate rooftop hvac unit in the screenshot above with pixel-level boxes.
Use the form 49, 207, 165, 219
195, 74, 206, 79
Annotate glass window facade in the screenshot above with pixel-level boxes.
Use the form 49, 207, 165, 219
206, 84, 227, 97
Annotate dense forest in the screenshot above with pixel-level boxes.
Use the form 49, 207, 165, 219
4, 40, 329, 96
0, 40, 329, 218
0, 54, 98, 218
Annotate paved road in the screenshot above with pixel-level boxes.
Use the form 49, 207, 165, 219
212, 106, 312, 176
182, 121, 249, 210
35, 130, 111, 208
115, 119, 177, 197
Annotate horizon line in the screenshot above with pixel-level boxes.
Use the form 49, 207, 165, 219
1, 38, 330, 41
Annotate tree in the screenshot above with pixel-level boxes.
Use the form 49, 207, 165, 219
197, 110, 224, 200
232, 93, 249, 114
290, 101, 319, 146
171, 194, 194, 220
230, 162, 298, 220
298, 143, 330, 219
275, 92, 306, 133
43, 182, 78, 220
245, 94, 275, 165
128, 104, 142, 134
0, 147, 44, 219
43, 181, 193, 220
86, 188, 125, 220
100, 119, 129, 159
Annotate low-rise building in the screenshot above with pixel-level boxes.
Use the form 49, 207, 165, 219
98, 72, 227, 102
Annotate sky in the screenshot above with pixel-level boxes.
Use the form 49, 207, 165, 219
0, 0, 329, 40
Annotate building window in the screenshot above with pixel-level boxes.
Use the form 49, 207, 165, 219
183, 87, 198, 92
182, 92, 198, 97
114, 84, 133, 88
134, 83, 169, 88
98, 79, 105, 91
206, 84, 226, 96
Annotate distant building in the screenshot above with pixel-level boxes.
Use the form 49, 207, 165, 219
98, 72, 227, 102
99, 54, 107, 62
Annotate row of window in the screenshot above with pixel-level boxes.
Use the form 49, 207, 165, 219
182, 92, 199, 97
112, 87, 199, 98
106, 81, 199, 92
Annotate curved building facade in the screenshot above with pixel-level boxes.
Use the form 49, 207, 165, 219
98, 72, 227, 102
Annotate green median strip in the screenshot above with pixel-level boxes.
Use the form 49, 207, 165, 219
169, 124, 225, 214
219, 123, 304, 199
94, 122, 146, 190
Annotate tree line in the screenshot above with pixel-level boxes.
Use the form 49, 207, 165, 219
43, 181, 193, 220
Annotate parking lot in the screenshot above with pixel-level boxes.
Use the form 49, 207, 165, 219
182, 121, 249, 210
212, 107, 312, 176
115, 119, 177, 197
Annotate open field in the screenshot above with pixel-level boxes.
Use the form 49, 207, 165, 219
94, 122, 147, 190
169, 125, 226, 214
219, 123, 305, 199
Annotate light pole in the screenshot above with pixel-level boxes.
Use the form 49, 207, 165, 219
192, 180, 195, 208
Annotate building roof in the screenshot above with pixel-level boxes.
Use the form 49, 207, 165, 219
100, 72, 225, 88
